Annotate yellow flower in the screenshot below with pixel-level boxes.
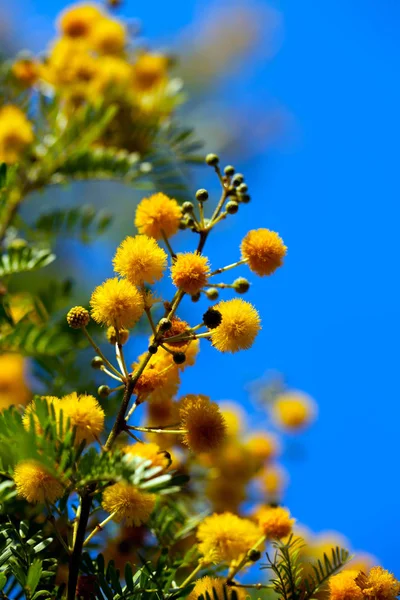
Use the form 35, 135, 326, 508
171, 253, 210, 295
162, 317, 190, 349
0, 106, 34, 164
90, 277, 144, 328
135, 192, 181, 239
102, 482, 155, 525
245, 431, 280, 469
12, 58, 39, 86
123, 442, 170, 470
179, 395, 226, 453
61, 392, 105, 444
188, 576, 246, 600
90, 17, 126, 54
329, 571, 364, 600
132, 53, 169, 92
241, 228, 287, 276
361, 567, 400, 600
210, 298, 261, 353
58, 3, 103, 38
260, 464, 287, 498
113, 235, 167, 285
206, 478, 247, 514
197, 512, 261, 564
219, 401, 246, 437
94, 56, 131, 91
212, 440, 255, 483
132, 350, 180, 402
0, 353, 30, 411
66, 306, 90, 329
257, 506, 294, 539
14, 460, 64, 504
272, 391, 316, 431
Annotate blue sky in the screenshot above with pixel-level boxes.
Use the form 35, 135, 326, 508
11, 0, 400, 572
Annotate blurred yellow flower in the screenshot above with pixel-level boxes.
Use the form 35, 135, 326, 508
272, 391, 316, 431
132, 53, 169, 92
0, 106, 34, 164
257, 505, 294, 539
61, 392, 105, 444
58, 3, 103, 39
90, 18, 126, 54
329, 571, 364, 600
179, 394, 226, 453
0, 353, 30, 411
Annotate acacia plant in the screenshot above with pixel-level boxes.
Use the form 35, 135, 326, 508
0, 3, 398, 600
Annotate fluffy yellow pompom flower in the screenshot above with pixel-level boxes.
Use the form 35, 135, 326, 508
61, 392, 105, 444
329, 571, 364, 600
123, 442, 170, 470
245, 431, 280, 468
197, 512, 261, 564
132, 351, 180, 402
135, 192, 181, 239
219, 401, 246, 437
179, 395, 226, 453
0, 353, 30, 411
171, 253, 210, 295
188, 577, 246, 600
102, 482, 155, 525
272, 391, 316, 431
0, 106, 34, 164
132, 53, 169, 91
257, 506, 294, 539
113, 235, 167, 285
241, 228, 287, 276
90, 277, 144, 328
360, 567, 400, 600
58, 3, 103, 38
14, 460, 64, 504
260, 464, 287, 498
91, 18, 126, 54
210, 298, 261, 353
12, 58, 39, 86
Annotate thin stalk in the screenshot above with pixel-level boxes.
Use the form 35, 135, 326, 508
83, 511, 116, 547
100, 366, 124, 383
210, 259, 247, 277
82, 328, 122, 379
181, 562, 205, 588
129, 425, 185, 435
115, 342, 128, 379
211, 187, 228, 223
227, 535, 266, 582
161, 229, 176, 260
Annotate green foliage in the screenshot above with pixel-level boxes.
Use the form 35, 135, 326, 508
302, 546, 351, 600
0, 321, 72, 356
35, 204, 113, 243
0, 246, 55, 277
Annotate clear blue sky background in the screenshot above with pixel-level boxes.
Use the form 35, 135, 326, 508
11, 0, 400, 572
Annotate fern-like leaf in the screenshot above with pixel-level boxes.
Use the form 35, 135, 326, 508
0, 246, 55, 277
302, 546, 351, 600
35, 204, 113, 243
0, 322, 72, 356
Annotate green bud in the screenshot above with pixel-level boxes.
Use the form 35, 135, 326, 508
248, 549, 262, 562
241, 194, 251, 204
159, 318, 172, 332
226, 201, 239, 214
205, 287, 219, 300
237, 183, 248, 193
233, 277, 250, 294
205, 153, 219, 166
196, 188, 209, 202
98, 385, 110, 398
191, 292, 201, 302
173, 352, 186, 365
182, 201, 194, 213
224, 165, 235, 176
91, 356, 104, 369
148, 343, 158, 354
232, 173, 244, 186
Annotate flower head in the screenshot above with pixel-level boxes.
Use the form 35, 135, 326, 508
188, 577, 246, 600
67, 306, 90, 329
257, 506, 294, 539
61, 392, 105, 444
245, 431, 280, 469
197, 512, 261, 563
123, 442, 170, 470
272, 391, 316, 431
211, 298, 261, 353
360, 567, 400, 600
329, 571, 364, 600
90, 277, 144, 328
113, 235, 167, 285
132, 53, 169, 91
58, 3, 103, 38
135, 192, 181, 239
260, 464, 287, 498
171, 253, 210, 295
102, 482, 155, 525
12, 58, 39, 86
0, 106, 34, 164
179, 395, 226, 453
162, 317, 190, 349
132, 350, 180, 401
14, 460, 64, 504
241, 228, 287, 276
0, 353, 30, 411
91, 18, 126, 54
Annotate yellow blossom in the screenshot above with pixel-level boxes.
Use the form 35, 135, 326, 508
188, 576, 246, 600
132, 53, 169, 92
260, 464, 287, 498
171, 252, 210, 295
0, 353, 30, 411
257, 505, 294, 539
132, 350, 180, 402
12, 58, 39, 86
360, 567, 400, 600
90, 18, 126, 54
135, 192, 181, 239
179, 395, 226, 453
241, 228, 287, 276
197, 512, 261, 564
272, 391, 316, 431
90, 277, 144, 328
61, 392, 105, 444
245, 431, 280, 469
58, 3, 103, 38
102, 482, 155, 525
113, 235, 167, 285
14, 460, 64, 504
0, 106, 34, 164
219, 401, 246, 437
162, 317, 190, 348
211, 298, 261, 353
123, 442, 170, 470
329, 571, 364, 600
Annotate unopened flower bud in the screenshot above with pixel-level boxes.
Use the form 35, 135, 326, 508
205, 287, 219, 300
233, 277, 250, 294
91, 356, 104, 369
173, 352, 186, 364
203, 307, 222, 329
226, 201, 239, 214
238, 183, 248, 193
232, 173, 244, 186
224, 165, 235, 177
196, 188, 209, 202
241, 194, 251, 204
106, 326, 129, 345
191, 292, 201, 302
248, 549, 262, 562
67, 306, 90, 329
182, 201, 194, 213
98, 385, 110, 398
159, 318, 172, 332
148, 343, 158, 354
205, 153, 219, 166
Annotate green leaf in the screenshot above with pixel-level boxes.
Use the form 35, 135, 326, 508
35, 205, 113, 243
26, 559, 43, 595
0, 163, 7, 189
0, 572, 7, 590
0, 246, 55, 277
0, 322, 72, 356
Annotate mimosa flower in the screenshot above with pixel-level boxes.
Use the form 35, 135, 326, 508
241, 228, 287, 276
102, 482, 155, 525
113, 235, 167, 285
61, 392, 105, 444
90, 277, 144, 328
135, 192, 181, 239
211, 298, 261, 353
171, 253, 210, 295
257, 506, 294, 539
179, 395, 226, 453
14, 460, 64, 504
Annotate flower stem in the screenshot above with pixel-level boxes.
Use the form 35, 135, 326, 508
210, 259, 247, 277
83, 511, 116, 547
82, 328, 123, 380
